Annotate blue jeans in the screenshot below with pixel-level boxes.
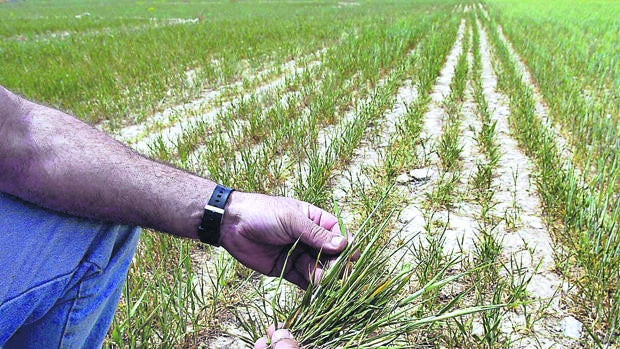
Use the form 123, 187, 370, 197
0, 193, 141, 348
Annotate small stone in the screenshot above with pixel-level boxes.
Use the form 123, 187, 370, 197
399, 205, 424, 227
409, 168, 436, 182
472, 321, 484, 337
561, 316, 582, 339
395, 173, 411, 184
332, 188, 347, 201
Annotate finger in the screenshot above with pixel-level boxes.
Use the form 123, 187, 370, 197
293, 245, 356, 287
345, 229, 360, 261
273, 338, 300, 349
307, 203, 354, 244
305, 256, 349, 286
286, 268, 310, 289
312, 266, 324, 285
268, 326, 299, 349
307, 204, 339, 230
315, 257, 340, 283
307, 204, 358, 258
289, 246, 356, 288
253, 337, 269, 349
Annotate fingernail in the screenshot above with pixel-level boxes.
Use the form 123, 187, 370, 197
272, 329, 292, 342
329, 236, 346, 249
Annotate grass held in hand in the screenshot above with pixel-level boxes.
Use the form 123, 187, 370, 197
237, 198, 504, 348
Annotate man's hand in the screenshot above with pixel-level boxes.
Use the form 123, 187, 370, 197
219, 192, 350, 289
254, 324, 299, 349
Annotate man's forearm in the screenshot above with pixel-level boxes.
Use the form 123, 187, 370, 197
0, 86, 213, 239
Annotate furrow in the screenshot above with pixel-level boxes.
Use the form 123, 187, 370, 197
185, 82, 318, 179
471, 20, 576, 348
439, 49, 481, 256
282, 77, 386, 198
419, 20, 466, 162
392, 19, 465, 260
477, 3, 490, 20
331, 78, 419, 226
114, 48, 326, 154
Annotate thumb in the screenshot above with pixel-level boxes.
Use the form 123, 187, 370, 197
297, 217, 347, 254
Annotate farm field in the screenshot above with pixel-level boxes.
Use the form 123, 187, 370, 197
1, 0, 619, 347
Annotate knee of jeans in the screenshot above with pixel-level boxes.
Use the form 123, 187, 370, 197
51, 226, 141, 344
54, 224, 141, 312
2, 228, 142, 349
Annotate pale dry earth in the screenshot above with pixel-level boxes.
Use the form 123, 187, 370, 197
331, 78, 419, 226
395, 18, 464, 268
474, 21, 576, 347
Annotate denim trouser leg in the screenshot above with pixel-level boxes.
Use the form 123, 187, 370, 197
0, 193, 141, 348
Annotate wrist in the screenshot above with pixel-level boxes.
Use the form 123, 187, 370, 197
218, 190, 251, 249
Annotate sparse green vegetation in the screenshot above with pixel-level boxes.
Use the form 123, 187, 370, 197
2, 0, 619, 347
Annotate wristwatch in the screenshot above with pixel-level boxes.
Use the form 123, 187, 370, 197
197, 184, 234, 246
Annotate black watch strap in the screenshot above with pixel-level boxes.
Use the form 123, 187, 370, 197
197, 184, 234, 246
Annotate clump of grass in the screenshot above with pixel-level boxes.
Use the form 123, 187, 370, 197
437, 99, 464, 172
426, 171, 460, 209
236, 199, 504, 348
